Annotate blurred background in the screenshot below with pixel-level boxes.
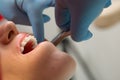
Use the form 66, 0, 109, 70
0, 0, 120, 80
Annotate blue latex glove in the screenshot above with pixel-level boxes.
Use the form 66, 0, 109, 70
55, 0, 111, 42
0, 0, 55, 43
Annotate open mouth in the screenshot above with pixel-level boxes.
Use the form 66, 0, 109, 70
20, 35, 37, 54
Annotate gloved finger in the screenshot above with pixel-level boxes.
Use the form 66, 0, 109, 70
0, 2, 50, 26
104, 0, 111, 8
21, 0, 56, 43
55, 1, 71, 31
13, 14, 50, 25
50, 0, 56, 7
55, 1, 92, 42
27, 10, 44, 43
43, 14, 50, 23
69, 1, 109, 42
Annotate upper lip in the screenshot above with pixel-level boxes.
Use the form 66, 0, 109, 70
16, 32, 37, 54
16, 33, 30, 52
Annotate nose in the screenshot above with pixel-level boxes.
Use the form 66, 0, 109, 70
0, 21, 19, 44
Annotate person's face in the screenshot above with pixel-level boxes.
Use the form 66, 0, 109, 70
0, 21, 76, 80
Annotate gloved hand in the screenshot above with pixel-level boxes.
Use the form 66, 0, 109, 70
55, 0, 111, 42
0, 0, 55, 43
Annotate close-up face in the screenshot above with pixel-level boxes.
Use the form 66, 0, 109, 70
0, 21, 76, 80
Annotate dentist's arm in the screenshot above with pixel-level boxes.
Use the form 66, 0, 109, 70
0, 0, 55, 43
55, 0, 111, 42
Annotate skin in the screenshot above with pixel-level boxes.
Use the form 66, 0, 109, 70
0, 21, 76, 80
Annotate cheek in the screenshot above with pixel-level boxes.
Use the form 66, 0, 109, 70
0, 44, 20, 56
0, 71, 1, 80
0, 53, 1, 80
8, 40, 21, 54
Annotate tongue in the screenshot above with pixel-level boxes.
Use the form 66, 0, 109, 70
23, 41, 34, 54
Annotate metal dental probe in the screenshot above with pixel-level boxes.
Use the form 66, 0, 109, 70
51, 30, 71, 46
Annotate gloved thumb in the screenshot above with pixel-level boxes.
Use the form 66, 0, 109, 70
104, 0, 111, 8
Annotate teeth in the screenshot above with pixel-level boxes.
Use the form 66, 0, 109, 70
20, 35, 37, 52
21, 47, 24, 52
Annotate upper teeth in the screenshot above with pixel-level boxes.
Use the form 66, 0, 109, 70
20, 35, 37, 52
